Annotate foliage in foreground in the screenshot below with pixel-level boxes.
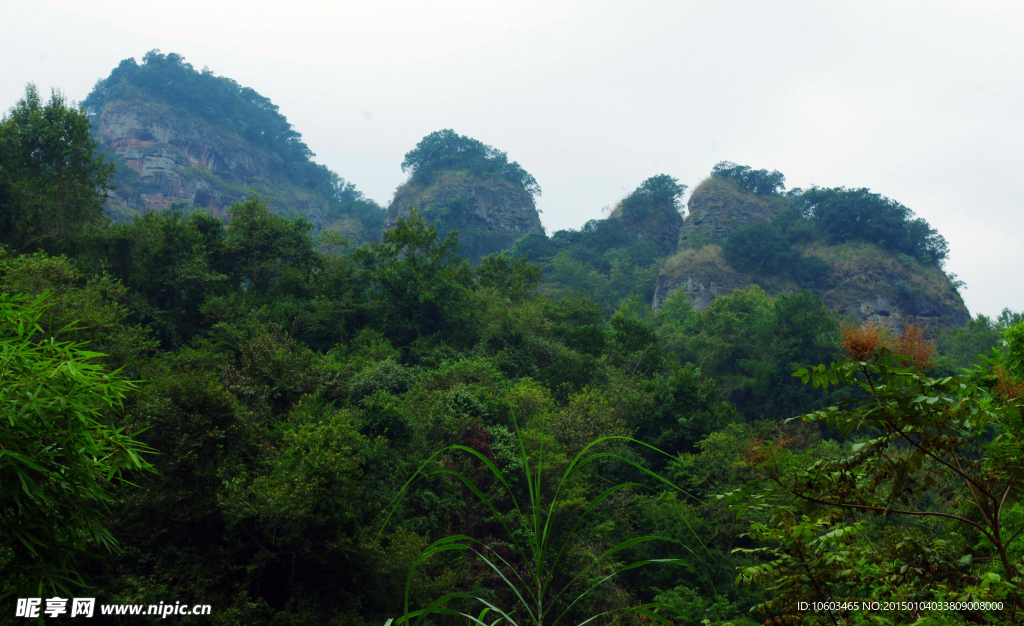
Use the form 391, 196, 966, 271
388, 422, 713, 626
724, 319, 1024, 625
0, 292, 152, 597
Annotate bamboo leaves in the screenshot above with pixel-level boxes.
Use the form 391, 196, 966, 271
0, 292, 153, 596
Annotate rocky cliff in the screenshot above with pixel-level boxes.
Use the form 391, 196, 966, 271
654, 177, 970, 329
386, 170, 544, 261
94, 94, 292, 217
84, 52, 384, 243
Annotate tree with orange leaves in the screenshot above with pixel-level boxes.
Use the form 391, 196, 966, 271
720, 319, 1024, 625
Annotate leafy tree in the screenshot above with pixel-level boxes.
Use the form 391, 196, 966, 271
721, 218, 829, 288
762, 291, 841, 418
0, 84, 114, 252
0, 292, 151, 595
721, 223, 796, 276
631, 363, 738, 461
224, 194, 319, 295
84, 209, 232, 349
353, 210, 476, 348
654, 287, 839, 421
682, 286, 776, 413
632, 174, 688, 207
401, 129, 541, 198
615, 174, 686, 255
711, 161, 786, 196
934, 309, 1024, 375
475, 252, 543, 301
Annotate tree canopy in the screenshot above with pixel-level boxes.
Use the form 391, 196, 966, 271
794, 185, 949, 265
616, 174, 687, 248
0, 85, 114, 253
721, 216, 829, 287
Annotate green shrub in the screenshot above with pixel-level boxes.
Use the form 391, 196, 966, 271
794, 186, 948, 265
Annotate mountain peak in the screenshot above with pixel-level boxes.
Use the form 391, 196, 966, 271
84, 51, 384, 242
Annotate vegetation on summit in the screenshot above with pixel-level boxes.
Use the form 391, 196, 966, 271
402, 129, 541, 198
513, 174, 686, 311
710, 161, 787, 196
84, 51, 331, 194
387, 130, 544, 262
794, 185, 950, 265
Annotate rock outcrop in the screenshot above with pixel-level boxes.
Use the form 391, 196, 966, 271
92, 95, 326, 226
84, 51, 384, 243
678, 177, 790, 249
652, 245, 751, 312
386, 170, 544, 261
654, 178, 970, 329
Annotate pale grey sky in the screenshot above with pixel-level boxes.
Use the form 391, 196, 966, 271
2, 0, 1022, 317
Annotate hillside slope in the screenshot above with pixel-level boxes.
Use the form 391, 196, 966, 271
84, 51, 384, 242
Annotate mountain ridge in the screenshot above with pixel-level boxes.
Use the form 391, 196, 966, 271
81, 53, 971, 328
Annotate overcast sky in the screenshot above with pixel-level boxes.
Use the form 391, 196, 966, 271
2, 0, 1022, 317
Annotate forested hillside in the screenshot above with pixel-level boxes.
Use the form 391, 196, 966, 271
3, 75, 1024, 626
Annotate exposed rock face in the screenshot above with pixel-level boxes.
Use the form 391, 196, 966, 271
679, 177, 789, 249
652, 245, 750, 311
386, 170, 544, 260
654, 178, 970, 329
92, 97, 326, 226
811, 242, 970, 329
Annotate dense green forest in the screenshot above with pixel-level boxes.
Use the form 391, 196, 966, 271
3, 84, 1024, 626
